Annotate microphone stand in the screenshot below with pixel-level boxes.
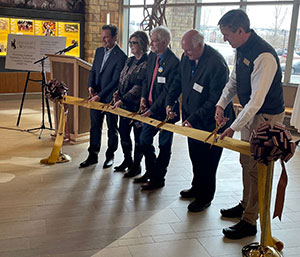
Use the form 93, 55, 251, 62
25, 55, 53, 139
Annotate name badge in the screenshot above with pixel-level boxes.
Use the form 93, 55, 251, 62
157, 76, 166, 83
193, 82, 203, 93
243, 58, 250, 66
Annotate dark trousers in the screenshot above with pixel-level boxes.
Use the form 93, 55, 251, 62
119, 116, 143, 165
188, 137, 223, 202
140, 123, 174, 182
88, 109, 118, 159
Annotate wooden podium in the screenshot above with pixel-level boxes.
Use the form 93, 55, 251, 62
47, 54, 92, 142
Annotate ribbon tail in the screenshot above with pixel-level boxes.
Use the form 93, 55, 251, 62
273, 159, 288, 221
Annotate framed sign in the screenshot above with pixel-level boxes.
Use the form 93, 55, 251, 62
5, 34, 66, 72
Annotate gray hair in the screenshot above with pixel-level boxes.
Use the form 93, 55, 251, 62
218, 9, 250, 33
151, 26, 171, 45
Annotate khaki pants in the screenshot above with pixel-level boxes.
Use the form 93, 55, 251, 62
240, 112, 285, 225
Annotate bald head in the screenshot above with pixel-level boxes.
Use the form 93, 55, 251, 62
181, 29, 204, 61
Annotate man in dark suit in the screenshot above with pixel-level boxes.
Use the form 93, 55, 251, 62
80, 24, 127, 168
133, 26, 180, 190
166, 30, 235, 212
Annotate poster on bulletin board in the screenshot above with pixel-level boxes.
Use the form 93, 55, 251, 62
5, 34, 66, 72
0, 18, 9, 55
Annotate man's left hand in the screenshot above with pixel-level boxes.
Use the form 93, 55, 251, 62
141, 110, 151, 117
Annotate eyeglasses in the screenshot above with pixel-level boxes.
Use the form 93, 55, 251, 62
128, 41, 138, 45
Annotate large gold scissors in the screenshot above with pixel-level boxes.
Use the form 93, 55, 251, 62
204, 122, 224, 148
155, 101, 178, 129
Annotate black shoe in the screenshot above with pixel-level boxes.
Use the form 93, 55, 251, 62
79, 155, 98, 168
187, 200, 211, 212
180, 188, 196, 198
133, 174, 149, 183
114, 159, 133, 172
141, 181, 165, 190
220, 203, 245, 218
103, 157, 114, 169
124, 165, 141, 178
222, 220, 257, 239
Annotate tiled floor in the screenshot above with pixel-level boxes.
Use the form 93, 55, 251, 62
0, 98, 300, 257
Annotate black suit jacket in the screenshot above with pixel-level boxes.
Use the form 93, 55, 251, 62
88, 45, 127, 103
167, 44, 235, 132
142, 48, 180, 121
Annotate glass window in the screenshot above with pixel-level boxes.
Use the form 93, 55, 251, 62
168, 0, 195, 3
196, 6, 238, 68
129, 0, 144, 5
198, 0, 239, 2
285, 10, 300, 84
246, 0, 290, 1
127, 7, 151, 55
247, 5, 294, 82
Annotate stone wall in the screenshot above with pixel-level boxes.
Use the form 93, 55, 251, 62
165, 5, 194, 58
84, 0, 121, 64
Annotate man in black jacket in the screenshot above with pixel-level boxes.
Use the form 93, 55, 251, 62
133, 26, 180, 190
166, 29, 235, 212
80, 24, 127, 169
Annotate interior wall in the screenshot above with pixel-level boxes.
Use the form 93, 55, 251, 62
84, 0, 121, 64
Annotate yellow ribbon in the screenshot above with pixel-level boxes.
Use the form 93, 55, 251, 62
42, 95, 283, 252
40, 102, 65, 164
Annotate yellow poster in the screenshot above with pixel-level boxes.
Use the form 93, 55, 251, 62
0, 18, 9, 56
58, 22, 80, 57
35, 20, 57, 36
10, 18, 34, 35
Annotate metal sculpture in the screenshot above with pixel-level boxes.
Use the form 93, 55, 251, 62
140, 0, 168, 32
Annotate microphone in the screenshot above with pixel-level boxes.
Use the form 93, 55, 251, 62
60, 42, 78, 53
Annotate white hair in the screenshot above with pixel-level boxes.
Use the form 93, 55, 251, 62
151, 26, 171, 45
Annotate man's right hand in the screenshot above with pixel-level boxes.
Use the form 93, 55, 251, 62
89, 95, 100, 102
139, 97, 148, 113
88, 87, 100, 102
215, 105, 226, 126
166, 105, 177, 119
88, 87, 94, 98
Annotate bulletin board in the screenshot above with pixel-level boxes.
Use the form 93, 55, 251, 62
0, 17, 80, 57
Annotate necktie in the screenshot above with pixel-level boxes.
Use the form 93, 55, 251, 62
100, 49, 110, 72
148, 56, 159, 106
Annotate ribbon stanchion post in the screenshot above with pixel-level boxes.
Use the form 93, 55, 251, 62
40, 80, 71, 164
242, 122, 296, 257
42, 92, 296, 256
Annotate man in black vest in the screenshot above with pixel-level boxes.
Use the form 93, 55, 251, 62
80, 25, 127, 169
215, 9, 285, 239
166, 30, 235, 212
